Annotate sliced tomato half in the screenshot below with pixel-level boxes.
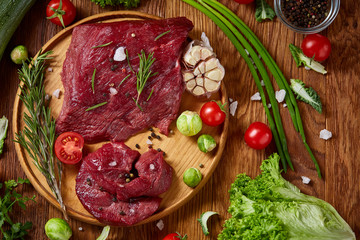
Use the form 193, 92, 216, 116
55, 132, 84, 164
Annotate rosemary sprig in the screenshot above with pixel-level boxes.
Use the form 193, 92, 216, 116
91, 68, 96, 94
91, 41, 113, 49
85, 101, 108, 112
135, 50, 158, 107
118, 74, 131, 88
14, 50, 68, 219
146, 88, 154, 101
154, 30, 171, 41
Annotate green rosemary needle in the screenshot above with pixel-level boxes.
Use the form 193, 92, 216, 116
91, 41, 113, 49
155, 30, 171, 41
86, 101, 108, 112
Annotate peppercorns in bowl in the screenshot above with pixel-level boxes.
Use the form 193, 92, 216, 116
274, 0, 340, 34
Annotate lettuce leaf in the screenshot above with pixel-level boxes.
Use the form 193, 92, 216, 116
218, 154, 355, 240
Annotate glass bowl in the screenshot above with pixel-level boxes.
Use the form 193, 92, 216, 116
274, 0, 340, 34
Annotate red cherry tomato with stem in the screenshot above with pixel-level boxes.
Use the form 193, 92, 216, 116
200, 101, 227, 127
46, 0, 76, 28
301, 34, 331, 62
54, 132, 84, 164
244, 122, 272, 150
163, 232, 188, 240
234, 0, 255, 4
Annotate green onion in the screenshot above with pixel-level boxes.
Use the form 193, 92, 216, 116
85, 102, 107, 112
91, 41, 113, 49
183, 0, 321, 177
91, 68, 96, 94
155, 30, 171, 41
118, 74, 131, 87
147, 88, 154, 101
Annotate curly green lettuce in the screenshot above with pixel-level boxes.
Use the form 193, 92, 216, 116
218, 153, 356, 240
90, 0, 140, 8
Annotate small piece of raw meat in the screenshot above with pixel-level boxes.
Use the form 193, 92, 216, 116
56, 17, 194, 142
75, 142, 173, 226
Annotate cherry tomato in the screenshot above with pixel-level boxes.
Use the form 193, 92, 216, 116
46, 0, 76, 27
163, 233, 187, 240
200, 101, 227, 127
301, 34, 331, 62
244, 122, 272, 150
234, 0, 255, 4
54, 132, 84, 164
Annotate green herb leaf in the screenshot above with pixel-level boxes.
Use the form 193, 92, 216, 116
91, 41, 113, 49
118, 74, 131, 87
146, 88, 154, 101
155, 30, 171, 41
90, 0, 140, 8
0, 116, 8, 155
86, 102, 108, 112
91, 68, 96, 94
290, 79, 322, 113
255, 0, 276, 22
132, 98, 143, 111
289, 44, 327, 74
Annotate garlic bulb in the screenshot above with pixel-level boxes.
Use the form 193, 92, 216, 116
182, 32, 225, 97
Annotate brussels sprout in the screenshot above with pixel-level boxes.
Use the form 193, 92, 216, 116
10, 45, 28, 65
176, 110, 202, 136
45, 218, 72, 240
197, 134, 217, 153
183, 167, 202, 188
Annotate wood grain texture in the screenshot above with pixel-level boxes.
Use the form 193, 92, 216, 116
0, 0, 359, 239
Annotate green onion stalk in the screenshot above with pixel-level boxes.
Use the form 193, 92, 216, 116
182, 0, 321, 177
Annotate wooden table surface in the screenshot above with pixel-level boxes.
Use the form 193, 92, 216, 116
1, 0, 359, 239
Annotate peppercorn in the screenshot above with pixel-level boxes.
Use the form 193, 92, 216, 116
119, 211, 126, 215
151, 132, 156, 138
157, 148, 161, 152
135, 144, 140, 149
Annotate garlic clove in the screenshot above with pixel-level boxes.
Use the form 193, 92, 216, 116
183, 72, 195, 82
186, 79, 196, 89
204, 78, 220, 92
193, 86, 205, 95
196, 76, 204, 86
205, 68, 224, 81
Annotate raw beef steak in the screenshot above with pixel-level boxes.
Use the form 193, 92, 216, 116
75, 142, 173, 226
56, 17, 193, 142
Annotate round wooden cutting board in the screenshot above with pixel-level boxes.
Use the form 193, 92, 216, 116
13, 11, 228, 226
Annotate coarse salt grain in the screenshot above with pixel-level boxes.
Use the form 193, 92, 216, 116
109, 161, 117, 167
113, 47, 126, 61
275, 89, 286, 103
229, 97, 233, 103
45, 94, 50, 101
260, 80, 265, 86
156, 220, 164, 231
78, 227, 83, 231
301, 176, 311, 184
229, 101, 238, 116
320, 129, 332, 140
47, 67, 53, 72
109, 87, 118, 95
283, 103, 287, 108
131, 33, 136, 37
305, 66, 311, 70
267, 103, 272, 109
146, 139, 153, 145
52, 89, 61, 99
250, 92, 261, 101
149, 164, 155, 170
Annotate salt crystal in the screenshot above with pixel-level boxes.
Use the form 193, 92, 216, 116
156, 220, 164, 231
47, 67, 53, 72
305, 66, 311, 70
320, 129, 332, 140
109, 87, 118, 95
149, 164, 155, 170
283, 103, 287, 108
78, 227, 83, 231
275, 89, 286, 103
109, 161, 117, 167
131, 33, 136, 37
113, 47, 126, 61
267, 103, 272, 109
146, 139, 153, 145
52, 89, 61, 99
229, 98, 233, 103
45, 94, 50, 101
301, 176, 311, 184
260, 80, 265, 86
229, 101, 238, 117
250, 92, 261, 101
